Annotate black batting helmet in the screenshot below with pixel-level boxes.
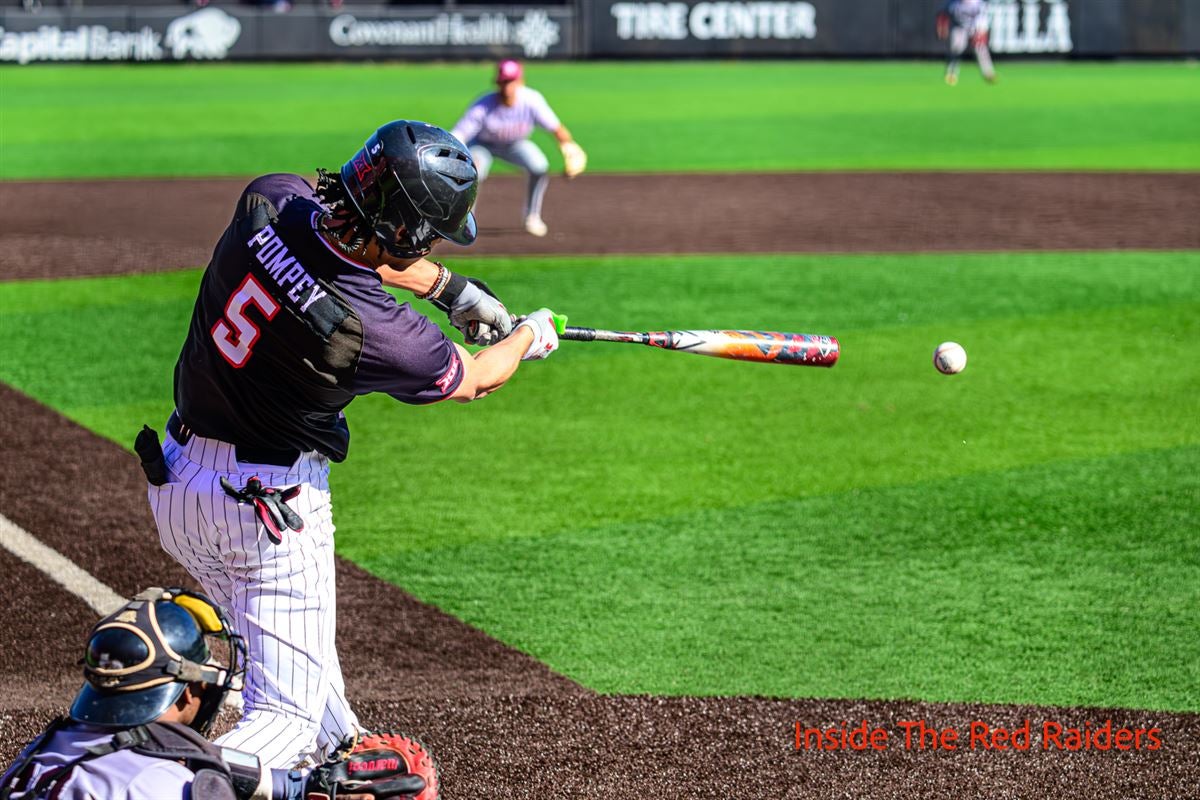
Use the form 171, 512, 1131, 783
339, 120, 478, 259
69, 587, 245, 736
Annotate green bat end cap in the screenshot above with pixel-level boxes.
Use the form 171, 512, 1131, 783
552, 313, 568, 335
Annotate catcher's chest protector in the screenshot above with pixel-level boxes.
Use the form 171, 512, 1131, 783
0, 721, 239, 800
122, 723, 241, 800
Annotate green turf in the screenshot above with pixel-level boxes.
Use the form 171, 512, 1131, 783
2, 61, 1198, 178
1, 250, 1197, 709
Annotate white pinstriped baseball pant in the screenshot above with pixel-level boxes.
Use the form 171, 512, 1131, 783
148, 425, 359, 768
948, 26, 995, 80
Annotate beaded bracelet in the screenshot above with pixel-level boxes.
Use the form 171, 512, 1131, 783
417, 261, 450, 300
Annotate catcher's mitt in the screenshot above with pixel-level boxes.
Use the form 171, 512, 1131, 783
561, 141, 587, 178
306, 731, 440, 800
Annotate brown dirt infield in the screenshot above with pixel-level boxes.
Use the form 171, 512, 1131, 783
2, 174, 1198, 797
3, 172, 1198, 280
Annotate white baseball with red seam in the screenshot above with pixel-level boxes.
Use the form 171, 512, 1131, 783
933, 342, 967, 374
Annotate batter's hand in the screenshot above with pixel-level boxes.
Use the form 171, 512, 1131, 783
514, 308, 560, 360
448, 276, 514, 346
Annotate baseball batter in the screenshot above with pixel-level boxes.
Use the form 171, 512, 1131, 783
937, 0, 997, 85
142, 120, 560, 769
450, 59, 587, 238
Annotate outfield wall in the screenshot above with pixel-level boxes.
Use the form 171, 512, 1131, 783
1, 0, 1196, 64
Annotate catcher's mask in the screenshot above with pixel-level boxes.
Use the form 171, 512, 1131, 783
69, 586, 246, 736
339, 120, 478, 259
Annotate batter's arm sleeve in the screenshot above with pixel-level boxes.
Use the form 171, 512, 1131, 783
354, 305, 466, 404
527, 89, 562, 133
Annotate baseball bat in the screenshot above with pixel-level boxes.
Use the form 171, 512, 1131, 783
557, 321, 839, 368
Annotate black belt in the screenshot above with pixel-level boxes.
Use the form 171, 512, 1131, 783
168, 412, 300, 468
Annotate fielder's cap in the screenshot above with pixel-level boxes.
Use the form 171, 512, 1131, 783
496, 59, 523, 83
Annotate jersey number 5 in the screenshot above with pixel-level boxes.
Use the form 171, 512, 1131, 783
211, 274, 280, 368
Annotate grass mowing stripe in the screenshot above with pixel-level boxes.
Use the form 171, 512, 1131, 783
2, 62, 1198, 178
0, 251, 1196, 708
382, 445, 1200, 711
331, 298, 1199, 550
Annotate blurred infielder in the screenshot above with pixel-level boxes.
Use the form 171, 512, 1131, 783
138, 119, 559, 769
937, 0, 996, 85
451, 59, 587, 238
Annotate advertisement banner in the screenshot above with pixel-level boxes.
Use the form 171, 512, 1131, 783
0, 6, 252, 64
1, 0, 1195, 63
321, 7, 575, 59
0, 5, 576, 64
592, 0, 834, 56
986, 0, 1073, 54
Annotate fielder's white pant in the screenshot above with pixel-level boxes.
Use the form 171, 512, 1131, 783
468, 138, 551, 221
948, 26, 996, 80
148, 425, 359, 768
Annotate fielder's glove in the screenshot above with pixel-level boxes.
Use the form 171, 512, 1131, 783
560, 141, 587, 179
305, 730, 440, 800
514, 308, 560, 361
425, 265, 514, 346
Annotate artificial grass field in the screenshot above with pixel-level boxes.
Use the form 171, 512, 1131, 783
3, 61, 1200, 178
1, 251, 1197, 710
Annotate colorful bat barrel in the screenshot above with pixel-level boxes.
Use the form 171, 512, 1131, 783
560, 327, 840, 367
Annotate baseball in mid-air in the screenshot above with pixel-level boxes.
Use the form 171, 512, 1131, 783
933, 341, 968, 374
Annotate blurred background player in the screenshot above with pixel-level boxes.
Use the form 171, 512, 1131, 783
937, 0, 996, 85
451, 59, 587, 238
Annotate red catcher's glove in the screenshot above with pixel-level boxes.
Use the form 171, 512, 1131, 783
936, 13, 950, 39
306, 731, 440, 800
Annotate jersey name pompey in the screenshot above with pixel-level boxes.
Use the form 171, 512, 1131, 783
247, 223, 329, 313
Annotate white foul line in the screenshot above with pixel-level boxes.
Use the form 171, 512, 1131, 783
0, 512, 126, 617
0, 511, 245, 712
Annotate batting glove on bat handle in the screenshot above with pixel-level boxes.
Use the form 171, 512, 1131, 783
432, 270, 514, 346
514, 309, 564, 360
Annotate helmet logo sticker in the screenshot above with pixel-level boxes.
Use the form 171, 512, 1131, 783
352, 150, 373, 183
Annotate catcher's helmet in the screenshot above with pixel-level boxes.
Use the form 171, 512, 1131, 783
339, 120, 478, 259
69, 587, 245, 736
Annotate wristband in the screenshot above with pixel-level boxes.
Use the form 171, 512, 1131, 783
428, 270, 470, 312
417, 261, 450, 301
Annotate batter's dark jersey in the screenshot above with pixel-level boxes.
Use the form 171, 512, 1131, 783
174, 173, 464, 462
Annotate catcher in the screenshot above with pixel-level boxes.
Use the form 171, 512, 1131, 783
0, 587, 438, 800
451, 58, 587, 237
